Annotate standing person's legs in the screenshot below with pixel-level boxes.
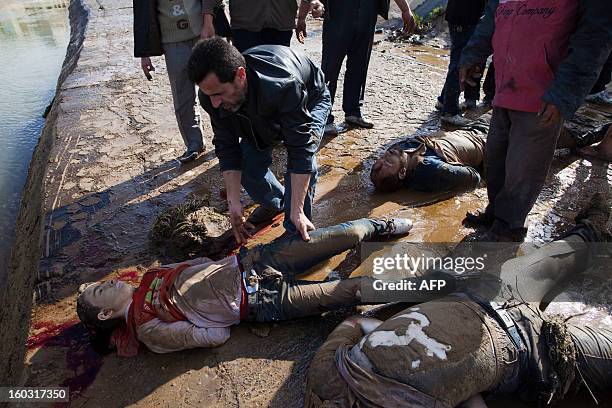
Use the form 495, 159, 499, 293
589, 52, 611, 95
321, 4, 352, 125
342, 0, 377, 120
231, 29, 262, 53
482, 61, 496, 103
492, 111, 563, 230
441, 25, 473, 116
163, 39, 205, 154
240, 140, 285, 212
483, 108, 512, 218
260, 28, 293, 47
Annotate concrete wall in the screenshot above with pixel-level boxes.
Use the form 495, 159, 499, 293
0, 0, 89, 387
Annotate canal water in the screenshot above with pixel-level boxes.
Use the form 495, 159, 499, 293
0, 0, 69, 286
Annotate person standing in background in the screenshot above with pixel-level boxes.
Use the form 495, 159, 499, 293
304, 0, 415, 135
133, 0, 228, 163
202, 0, 303, 53
436, 0, 488, 127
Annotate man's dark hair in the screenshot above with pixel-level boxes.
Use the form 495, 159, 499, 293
371, 170, 403, 193
77, 283, 123, 355
188, 37, 246, 84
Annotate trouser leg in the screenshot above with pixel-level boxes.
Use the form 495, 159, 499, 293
484, 107, 511, 217
441, 25, 473, 115
568, 325, 612, 393
342, 0, 377, 117
240, 140, 284, 211
260, 28, 292, 47
249, 218, 388, 279
163, 39, 204, 152
483, 61, 496, 101
231, 29, 261, 53
493, 110, 563, 229
279, 277, 375, 320
321, 2, 352, 124
589, 52, 612, 95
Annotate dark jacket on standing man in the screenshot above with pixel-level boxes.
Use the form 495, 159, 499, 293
445, 0, 486, 26
199, 45, 330, 174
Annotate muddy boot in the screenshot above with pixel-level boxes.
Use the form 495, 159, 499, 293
462, 210, 495, 228
562, 192, 611, 242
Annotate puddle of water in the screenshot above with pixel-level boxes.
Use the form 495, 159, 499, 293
0, 0, 69, 285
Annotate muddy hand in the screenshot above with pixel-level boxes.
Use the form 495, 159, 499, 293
538, 102, 561, 126
401, 9, 416, 35
459, 65, 481, 91
292, 212, 315, 241
229, 203, 253, 244
140, 57, 155, 81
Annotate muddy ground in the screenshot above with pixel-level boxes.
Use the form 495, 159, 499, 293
16, 0, 611, 407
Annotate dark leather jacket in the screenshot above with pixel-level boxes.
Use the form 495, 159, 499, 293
199, 45, 331, 174
133, 0, 163, 57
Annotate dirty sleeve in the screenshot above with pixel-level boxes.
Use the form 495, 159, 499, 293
542, 0, 612, 120
460, 0, 498, 68
136, 318, 231, 353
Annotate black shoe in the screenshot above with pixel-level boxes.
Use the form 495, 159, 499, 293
478, 220, 526, 242
177, 147, 204, 164
247, 206, 283, 225
462, 210, 495, 228
574, 123, 611, 149
345, 115, 374, 129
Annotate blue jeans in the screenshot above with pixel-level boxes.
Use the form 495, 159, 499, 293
239, 218, 386, 321
240, 89, 329, 234
439, 24, 483, 115
240, 141, 318, 234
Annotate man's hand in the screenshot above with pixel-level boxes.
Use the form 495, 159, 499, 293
401, 8, 416, 34
201, 14, 216, 39
140, 57, 155, 80
310, 0, 324, 18
228, 202, 254, 244
291, 211, 315, 241
459, 65, 482, 91
296, 18, 307, 44
538, 102, 562, 126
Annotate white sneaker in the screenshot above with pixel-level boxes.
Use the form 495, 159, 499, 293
441, 114, 473, 127
460, 99, 477, 110
381, 218, 413, 236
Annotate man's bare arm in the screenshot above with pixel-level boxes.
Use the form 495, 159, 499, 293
223, 170, 253, 244
290, 173, 315, 241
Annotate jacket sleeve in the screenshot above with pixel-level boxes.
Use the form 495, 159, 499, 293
460, 0, 498, 68
279, 80, 327, 174
137, 318, 231, 353
202, 0, 216, 14
542, 0, 612, 120
199, 91, 243, 172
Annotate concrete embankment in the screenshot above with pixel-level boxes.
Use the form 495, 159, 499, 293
0, 0, 89, 387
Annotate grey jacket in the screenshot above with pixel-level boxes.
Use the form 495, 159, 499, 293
460, 0, 612, 120
199, 45, 331, 174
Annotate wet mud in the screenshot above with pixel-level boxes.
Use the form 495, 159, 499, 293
10, 0, 612, 407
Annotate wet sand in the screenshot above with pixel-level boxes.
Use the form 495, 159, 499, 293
13, 0, 612, 406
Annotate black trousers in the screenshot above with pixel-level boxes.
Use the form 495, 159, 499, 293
321, 0, 378, 122
232, 28, 292, 53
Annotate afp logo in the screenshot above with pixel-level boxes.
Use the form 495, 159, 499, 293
177, 19, 189, 30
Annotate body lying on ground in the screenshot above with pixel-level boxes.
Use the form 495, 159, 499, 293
306, 193, 611, 408
370, 118, 611, 194
76, 217, 413, 356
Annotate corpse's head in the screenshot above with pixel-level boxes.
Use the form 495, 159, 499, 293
76, 279, 135, 354
188, 37, 247, 112
370, 144, 425, 192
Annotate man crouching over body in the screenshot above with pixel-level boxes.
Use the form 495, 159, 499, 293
76, 217, 412, 356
